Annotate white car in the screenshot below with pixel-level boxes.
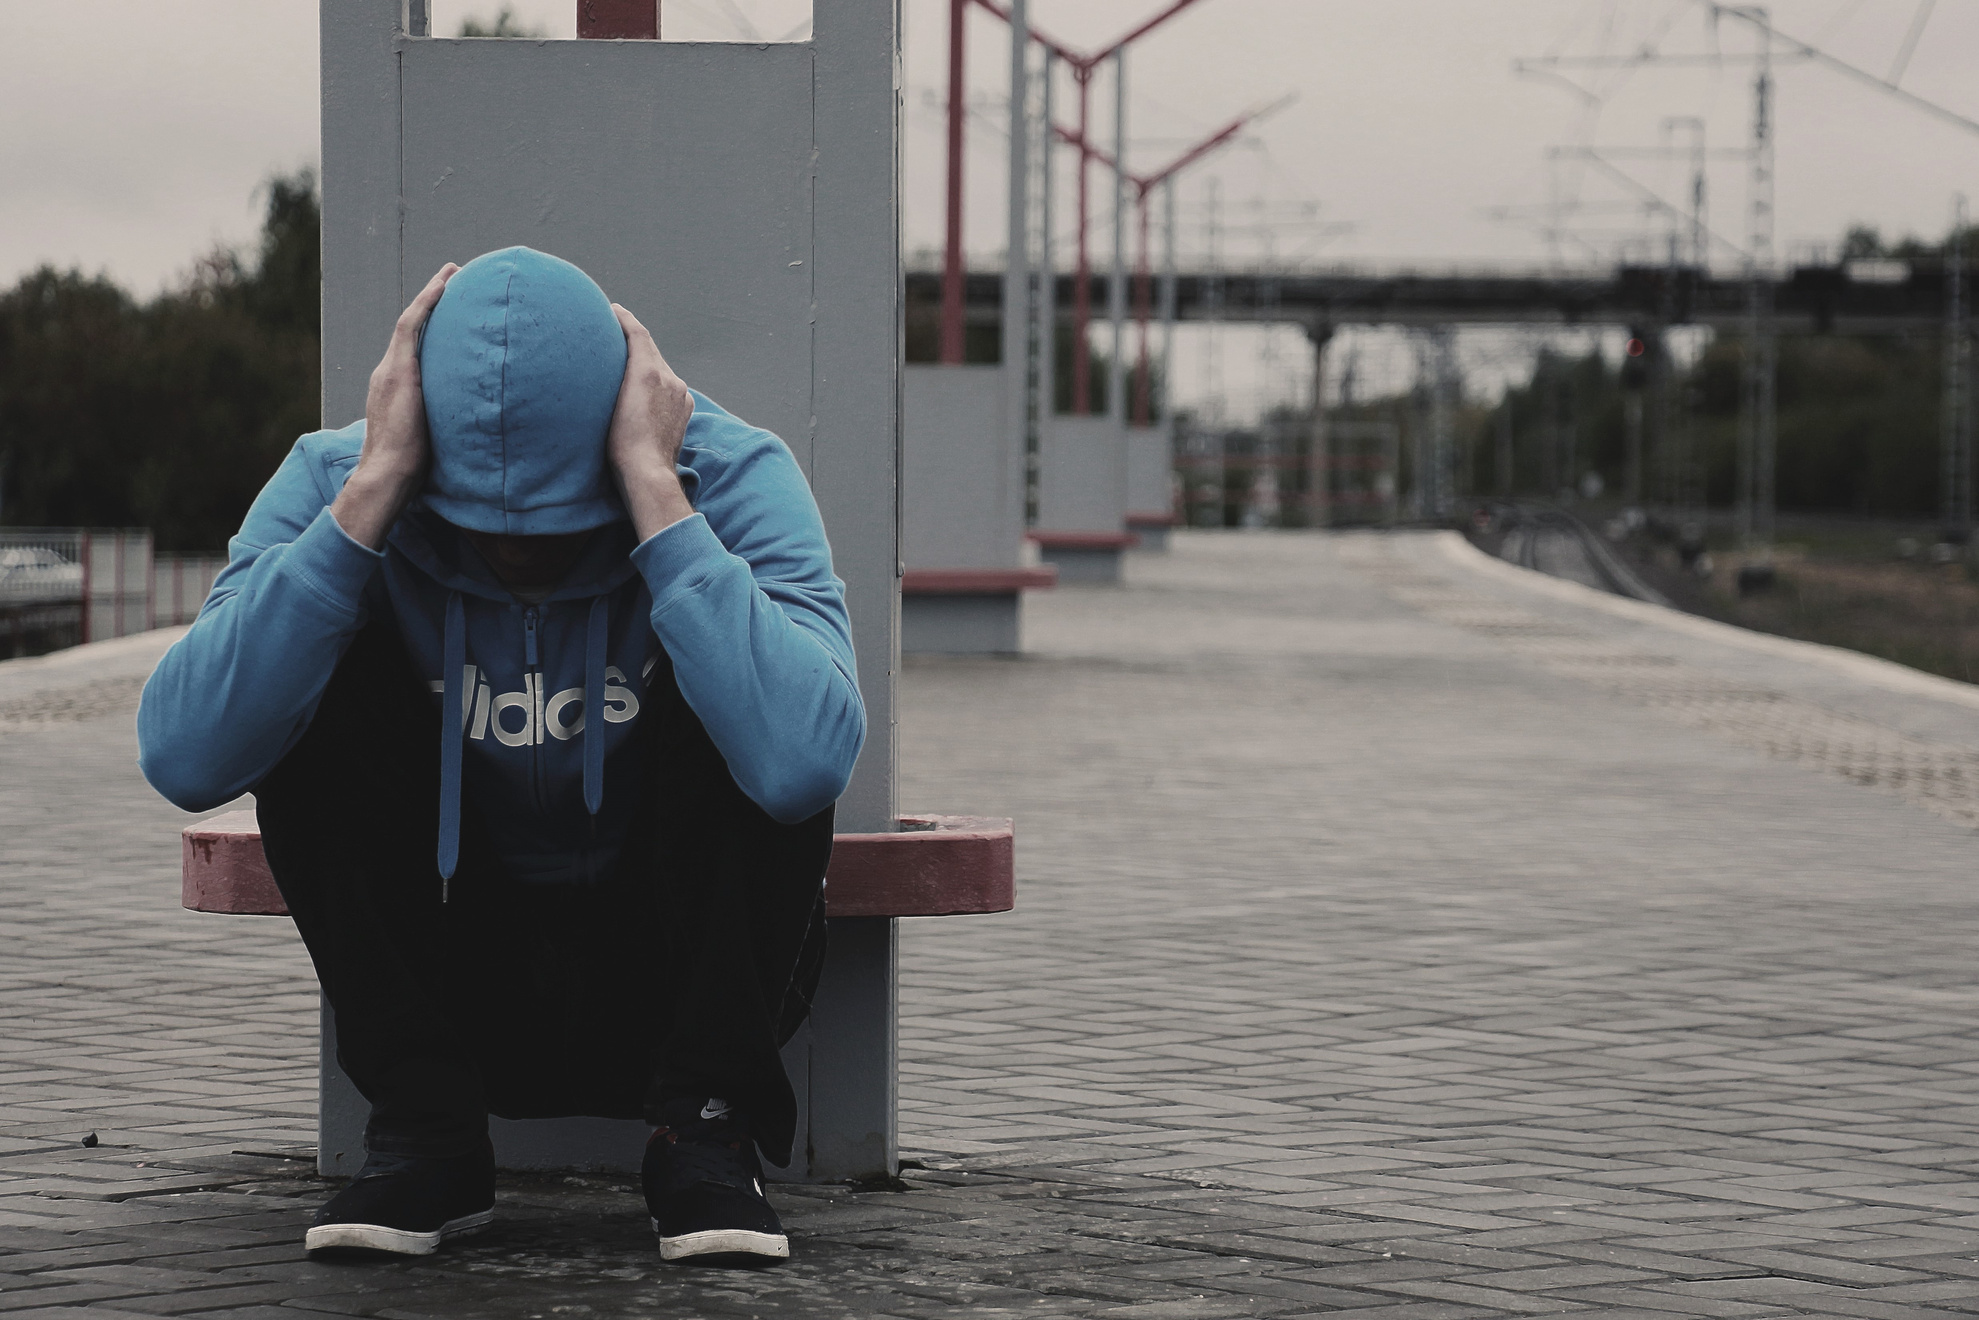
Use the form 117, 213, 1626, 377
0, 546, 85, 604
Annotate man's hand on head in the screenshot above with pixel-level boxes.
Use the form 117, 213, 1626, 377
332, 263, 460, 550
607, 304, 697, 543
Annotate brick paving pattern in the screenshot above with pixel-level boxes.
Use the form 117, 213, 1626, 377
5, 530, 1979, 1318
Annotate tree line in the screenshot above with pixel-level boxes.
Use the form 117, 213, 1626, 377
1483, 322, 1946, 518
1, 169, 1969, 549
1478, 226, 1979, 518
0, 171, 320, 552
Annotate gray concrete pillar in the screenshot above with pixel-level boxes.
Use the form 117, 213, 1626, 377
316, 0, 901, 1183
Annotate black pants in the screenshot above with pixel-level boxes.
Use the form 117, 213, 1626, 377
255, 621, 831, 1167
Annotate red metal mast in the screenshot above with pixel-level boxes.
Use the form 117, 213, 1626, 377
1057, 96, 1295, 425
1134, 198, 1154, 423
967, 0, 1210, 412
1072, 67, 1094, 413
576, 0, 657, 38
1087, 0, 1206, 62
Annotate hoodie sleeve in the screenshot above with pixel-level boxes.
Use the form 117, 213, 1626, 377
137, 434, 384, 811
630, 431, 866, 824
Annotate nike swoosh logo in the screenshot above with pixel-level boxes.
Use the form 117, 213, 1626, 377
700, 1099, 731, 1120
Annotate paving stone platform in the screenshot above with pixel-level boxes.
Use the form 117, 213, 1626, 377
5, 530, 1979, 1318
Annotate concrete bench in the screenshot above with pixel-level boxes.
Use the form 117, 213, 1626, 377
1125, 513, 1179, 553
182, 809, 1013, 1181
900, 365, 1055, 654
1026, 531, 1139, 584
1126, 421, 1178, 552
1034, 416, 1134, 583
901, 568, 1058, 655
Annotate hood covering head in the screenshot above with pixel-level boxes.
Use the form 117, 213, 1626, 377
419, 246, 629, 535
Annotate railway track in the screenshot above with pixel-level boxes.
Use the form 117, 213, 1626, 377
1481, 502, 1672, 607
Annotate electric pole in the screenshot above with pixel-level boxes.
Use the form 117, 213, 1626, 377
1945, 194, 1973, 543
1735, 6, 1776, 550
1002, 0, 1030, 525
1107, 51, 1128, 424
1431, 329, 1458, 520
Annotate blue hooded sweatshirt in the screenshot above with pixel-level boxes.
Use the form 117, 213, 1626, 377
137, 247, 865, 886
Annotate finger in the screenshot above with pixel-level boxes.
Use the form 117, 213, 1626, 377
612, 306, 682, 385
416, 262, 459, 308
391, 263, 460, 348
612, 303, 655, 344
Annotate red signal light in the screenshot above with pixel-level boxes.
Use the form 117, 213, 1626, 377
1625, 337, 1646, 357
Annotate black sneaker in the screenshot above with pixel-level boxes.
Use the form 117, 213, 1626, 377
305, 1143, 496, 1256
643, 1097, 789, 1264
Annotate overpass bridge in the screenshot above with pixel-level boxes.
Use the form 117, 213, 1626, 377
906, 257, 1968, 536
907, 260, 1962, 335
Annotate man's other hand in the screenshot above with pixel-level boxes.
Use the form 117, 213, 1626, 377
608, 304, 696, 542
331, 263, 459, 549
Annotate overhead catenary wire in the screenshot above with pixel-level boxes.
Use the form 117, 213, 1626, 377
1703, 1, 1979, 138
1888, 0, 1937, 86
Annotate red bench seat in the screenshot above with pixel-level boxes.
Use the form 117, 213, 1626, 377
183, 809, 1015, 919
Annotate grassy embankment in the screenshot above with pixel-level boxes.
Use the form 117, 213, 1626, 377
1610, 513, 1979, 685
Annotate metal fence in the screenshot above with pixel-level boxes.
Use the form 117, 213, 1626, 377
152, 554, 228, 628
0, 529, 155, 658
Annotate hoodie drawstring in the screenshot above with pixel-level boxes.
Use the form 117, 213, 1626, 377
437, 590, 466, 896
583, 594, 608, 818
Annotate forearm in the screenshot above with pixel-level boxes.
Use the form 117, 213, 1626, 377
329, 465, 420, 550
329, 260, 457, 551
619, 458, 696, 542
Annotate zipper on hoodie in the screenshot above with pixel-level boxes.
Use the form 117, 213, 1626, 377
522, 606, 547, 811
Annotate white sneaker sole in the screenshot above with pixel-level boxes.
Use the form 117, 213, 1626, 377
652, 1222, 790, 1262
305, 1208, 493, 1255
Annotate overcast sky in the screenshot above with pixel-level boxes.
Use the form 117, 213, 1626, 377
4, 1, 1976, 412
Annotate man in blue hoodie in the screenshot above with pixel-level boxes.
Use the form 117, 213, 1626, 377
137, 248, 866, 1264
